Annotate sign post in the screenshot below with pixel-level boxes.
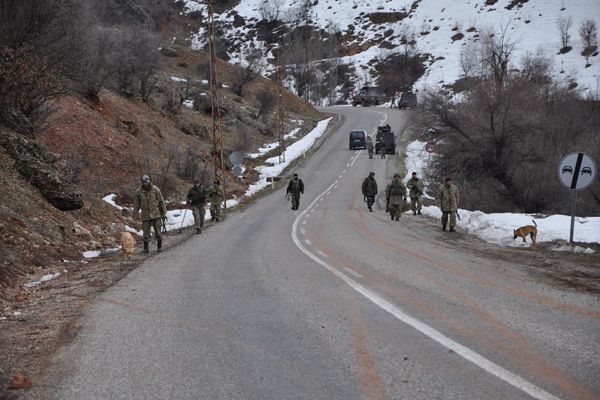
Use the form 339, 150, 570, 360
557, 152, 597, 243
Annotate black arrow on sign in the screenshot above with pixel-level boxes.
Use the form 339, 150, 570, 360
570, 153, 584, 189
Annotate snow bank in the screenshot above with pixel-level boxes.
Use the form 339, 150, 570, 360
23, 272, 61, 288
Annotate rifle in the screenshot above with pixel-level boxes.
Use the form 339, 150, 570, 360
456, 211, 461, 221
285, 192, 290, 201
161, 216, 168, 235
179, 208, 188, 233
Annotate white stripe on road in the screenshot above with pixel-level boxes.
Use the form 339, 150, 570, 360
350, 149, 361, 167
344, 267, 363, 279
291, 177, 562, 400
316, 250, 328, 258
304, 239, 312, 245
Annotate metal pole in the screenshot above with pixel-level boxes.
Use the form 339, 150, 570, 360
569, 189, 577, 244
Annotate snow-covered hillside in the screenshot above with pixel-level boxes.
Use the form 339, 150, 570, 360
180, 0, 600, 96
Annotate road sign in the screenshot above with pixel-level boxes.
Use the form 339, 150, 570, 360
229, 151, 244, 166
232, 165, 243, 176
425, 142, 435, 153
558, 152, 596, 190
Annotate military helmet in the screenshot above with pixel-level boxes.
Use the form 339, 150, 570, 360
393, 173, 401, 178
141, 175, 150, 183
369, 171, 375, 176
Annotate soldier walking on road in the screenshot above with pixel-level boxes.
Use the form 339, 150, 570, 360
209, 179, 223, 222
366, 137, 374, 159
406, 172, 425, 215
361, 171, 378, 212
380, 142, 386, 159
133, 175, 166, 253
385, 173, 406, 221
438, 176, 460, 232
286, 173, 304, 210
187, 179, 207, 234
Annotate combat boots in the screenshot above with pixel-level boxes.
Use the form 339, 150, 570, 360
143, 241, 149, 253
417, 210, 422, 215
442, 225, 447, 231
157, 238, 162, 252
413, 210, 416, 215
449, 227, 455, 232
196, 227, 202, 234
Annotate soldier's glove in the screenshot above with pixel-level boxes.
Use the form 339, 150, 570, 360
363, 196, 367, 203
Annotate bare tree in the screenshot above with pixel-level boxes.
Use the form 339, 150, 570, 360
480, 24, 516, 88
556, 15, 573, 50
231, 47, 267, 96
259, 0, 283, 21
255, 90, 276, 120
579, 18, 598, 49
459, 42, 480, 78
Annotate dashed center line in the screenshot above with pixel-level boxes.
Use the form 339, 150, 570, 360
304, 239, 312, 245
344, 267, 363, 279
316, 249, 328, 258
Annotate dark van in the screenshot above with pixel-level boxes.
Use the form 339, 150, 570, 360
349, 130, 367, 150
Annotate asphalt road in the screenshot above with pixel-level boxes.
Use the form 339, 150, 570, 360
24, 107, 599, 400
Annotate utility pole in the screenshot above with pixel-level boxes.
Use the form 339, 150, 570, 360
277, 48, 286, 165
206, 0, 226, 208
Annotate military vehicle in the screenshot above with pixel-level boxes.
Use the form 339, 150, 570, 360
397, 91, 418, 109
375, 124, 395, 154
352, 86, 385, 107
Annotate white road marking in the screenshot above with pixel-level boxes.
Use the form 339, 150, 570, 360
346, 163, 351, 167
302, 220, 307, 225
316, 250, 328, 258
338, 175, 343, 179
305, 239, 312, 245
349, 150, 361, 168
291, 178, 562, 400
326, 191, 331, 196
300, 228, 306, 235
344, 267, 363, 279
343, 169, 347, 173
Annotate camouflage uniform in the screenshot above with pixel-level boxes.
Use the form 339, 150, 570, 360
209, 181, 223, 222
366, 139, 374, 159
385, 174, 406, 221
133, 176, 166, 252
438, 181, 459, 231
187, 183, 207, 234
286, 174, 304, 210
379, 142, 386, 159
361, 172, 378, 212
406, 175, 425, 215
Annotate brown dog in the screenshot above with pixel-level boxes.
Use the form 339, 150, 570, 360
514, 220, 537, 244
121, 231, 136, 259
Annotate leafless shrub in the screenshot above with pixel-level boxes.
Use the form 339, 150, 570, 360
579, 19, 598, 49
255, 90, 277, 120
259, 0, 284, 21
556, 15, 573, 50
231, 47, 267, 96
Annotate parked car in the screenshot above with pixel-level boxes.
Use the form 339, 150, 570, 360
349, 130, 368, 150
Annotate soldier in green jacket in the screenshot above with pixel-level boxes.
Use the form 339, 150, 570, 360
133, 175, 166, 253
186, 179, 207, 234
366, 138, 374, 159
286, 173, 304, 210
438, 176, 460, 232
209, 179, 223, 222
385, 173, 406, 221
406, 171, 425, 215
361, 171, 378, 212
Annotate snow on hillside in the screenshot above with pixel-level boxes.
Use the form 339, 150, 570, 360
180, 0, 600, 95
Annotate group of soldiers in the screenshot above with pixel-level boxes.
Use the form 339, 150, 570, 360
366, 137, 386, 159
132, 175, 223, 253
362, 171, 460, 231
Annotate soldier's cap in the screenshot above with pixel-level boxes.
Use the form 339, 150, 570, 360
141, 175, 150, 183
393, 173, 401, 178
369, 171, 375, 176
293, 173, 298, 177
412, 171, 417, 176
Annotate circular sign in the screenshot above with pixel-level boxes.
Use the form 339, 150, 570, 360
558, 152, 597, 190
424, 142, 435, 153
229, 151, 244, 166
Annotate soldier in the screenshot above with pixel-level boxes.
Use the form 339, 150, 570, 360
385, 173, 406, 221
286, 173, 304, 210
379, 141, 386, 159
133, 175, 166, 253
366, 137, 374, 159
406, 171, 425, 215
186, 179, 207, 234
438, 176, 460, 232
361, 171, 378, 212
209, 179, 223, 222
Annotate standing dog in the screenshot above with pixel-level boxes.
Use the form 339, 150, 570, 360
514, 220, 537, 244
121, 231, 136, 259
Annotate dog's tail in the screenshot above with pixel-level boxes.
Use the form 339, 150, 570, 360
532, 219, 537, 227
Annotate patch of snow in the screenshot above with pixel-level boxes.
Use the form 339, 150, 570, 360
83, 250, 101, 259
102, 194, 123, 210
170, 76, 187, 83
24, 272, 61, 288
182, 99, 194, 108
